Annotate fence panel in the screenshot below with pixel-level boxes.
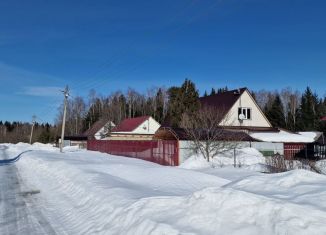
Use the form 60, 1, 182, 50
87, 140, 179, 166
284, 143, 306, 160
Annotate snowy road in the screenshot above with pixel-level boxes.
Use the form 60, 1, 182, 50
2, 143, 326, 234
0, 145, 56, 235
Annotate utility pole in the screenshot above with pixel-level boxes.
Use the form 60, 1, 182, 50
29, 115, 36, 144
60, 85, 69, 153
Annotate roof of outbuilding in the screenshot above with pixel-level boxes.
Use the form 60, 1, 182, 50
112, 116, 150, 132
154, 126, 257, 142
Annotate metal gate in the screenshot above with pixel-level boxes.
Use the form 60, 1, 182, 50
87, 140, 179, 166
284, 143, 326, 160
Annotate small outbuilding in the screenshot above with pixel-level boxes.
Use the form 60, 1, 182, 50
83, 119, 115, 140
107, 116, 160, 140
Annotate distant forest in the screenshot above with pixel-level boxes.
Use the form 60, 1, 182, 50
1, 79, 325, 143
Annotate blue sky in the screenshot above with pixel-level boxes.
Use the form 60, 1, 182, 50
0, 0, 325, 123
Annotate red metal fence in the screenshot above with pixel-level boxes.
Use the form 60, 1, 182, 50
87, 140, 179, 166
284, 143, 308, 160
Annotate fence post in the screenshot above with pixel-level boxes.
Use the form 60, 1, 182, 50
135, 141, 138, 158
163, 141, 166, 165
150, 141, 154, 162
176, 140, 179, 166
233, 148, 236, 168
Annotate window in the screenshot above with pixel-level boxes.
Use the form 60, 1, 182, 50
238, 107, 251, 120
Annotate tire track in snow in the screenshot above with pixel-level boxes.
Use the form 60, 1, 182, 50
0, 145, 57, 235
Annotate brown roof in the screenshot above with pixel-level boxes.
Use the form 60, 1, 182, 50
221, 126, 279, 132
154, 126, 257, 142
83, 119, 111, 137
113, 116, 150, 132
199, 87, 247, 117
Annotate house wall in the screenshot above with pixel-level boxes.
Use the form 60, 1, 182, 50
132, 117, 161, 134
251, 142, 284, 156
178, 141, 284, 164
58, 139, 71, 148
223, 90, 271, 127
178, 140, 251, 163
70, 140, 87, 149
95, 126, 105, 140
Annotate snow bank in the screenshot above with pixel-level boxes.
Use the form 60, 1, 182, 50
106, 186, 326, 235
315, 160, 326, 175
225, 169, 326, 210
2, 143, 326, 234
250, 130, 316, 143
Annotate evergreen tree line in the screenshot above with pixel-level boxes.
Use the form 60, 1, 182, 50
0, 121, 56, 144
253, 87, 326, 132
1, 80, 325, 143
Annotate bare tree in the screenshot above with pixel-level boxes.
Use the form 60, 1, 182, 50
254, 89, 270, 109
280, 87, 301, 130
287, 90, 301, 130
180, 106, 242, 162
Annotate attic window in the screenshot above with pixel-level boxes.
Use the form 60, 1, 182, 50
238, 107, 251, 120
143, 125, 147, 130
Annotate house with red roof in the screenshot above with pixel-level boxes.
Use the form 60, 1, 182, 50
107, 116, 161, 140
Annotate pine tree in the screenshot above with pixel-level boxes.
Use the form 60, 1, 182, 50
165, 79, 199, 127
155, 88, 164, 123
166, 86, 182, 127
210, 88, 216, 96
217, 87, 228, 94
298, 87, 320, 131
319, 97, 326, 133
181, 79, 200, 114
265, 95, 286, 128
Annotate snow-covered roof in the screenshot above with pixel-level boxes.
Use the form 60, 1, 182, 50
298, 132, 319, 140
250, 130, 317, 143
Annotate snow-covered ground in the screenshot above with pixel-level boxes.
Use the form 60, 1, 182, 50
1, 143, 326, 234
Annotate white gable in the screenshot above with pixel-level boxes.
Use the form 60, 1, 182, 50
222, 90, 272, 127
131, 117, 160, 134
111, 117, 161, 135
94, 121, 116, 140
